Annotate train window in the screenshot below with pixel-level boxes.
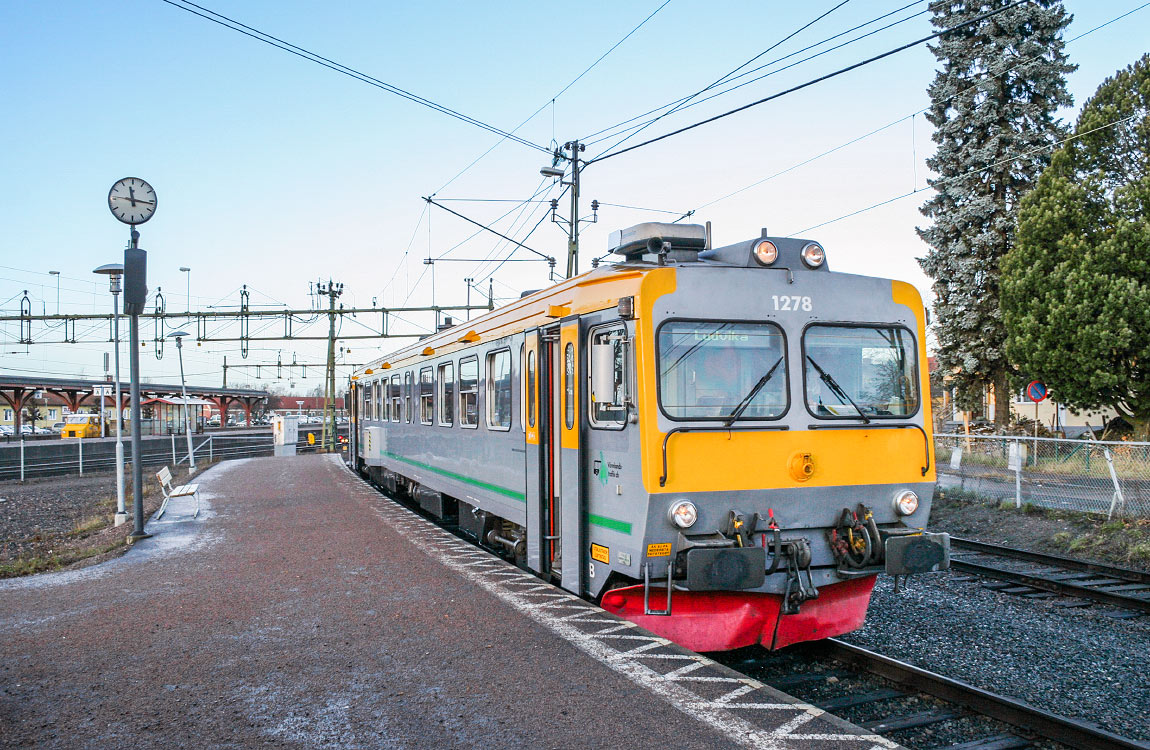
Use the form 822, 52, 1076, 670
589, 324, 628, 428
404, 371, 413, 423
361, 384, 369, 421
527, 350, 536, 428
564, 342, 575, 430
390, 375, 401, 422
419, 368, 434, 425
486, 349, 512, 431
657, 320, 788, 421
460, 356, 479, 428
438, 362, 454, 426
374, 380, 383, 422
803, 325, 919, 419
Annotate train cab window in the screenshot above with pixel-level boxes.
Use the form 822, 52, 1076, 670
419, 367, 434, 425
438, 362, 454, 426
657, 321, 788, 421
564, 343, 575, 430
460, 356, 479, 428
589, 324, 628, 428
404, 371, 413, 423
390, 375, 401, 422
486, 349, 512, 431
803, 324, 919, 419
527, 350, 536, 428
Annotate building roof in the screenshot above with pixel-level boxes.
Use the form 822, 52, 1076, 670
0, 375, 266, 399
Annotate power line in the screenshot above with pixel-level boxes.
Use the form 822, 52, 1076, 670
590, 0, 855, 158
787, 112, 1140, 236
680, 1, 1147, 216
423, 198, 555, 263
581, 0, 923, 146
586, 0, 1029, 165
429, 0, 674, 196
159, 0, 549, 153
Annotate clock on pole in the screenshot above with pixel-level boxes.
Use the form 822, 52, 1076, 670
107, 177, 157, 225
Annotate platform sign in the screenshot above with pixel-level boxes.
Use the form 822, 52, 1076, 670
1026, 380, 1048, 403
91, 385, 112, 396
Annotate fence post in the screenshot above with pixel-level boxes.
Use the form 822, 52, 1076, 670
79, 437, 83, 476
1008, 438, 1023, 509
20, 439, 25, 482
171, 433, 176, 464
209, 435, 213, 462
1102, 444, 1126, 520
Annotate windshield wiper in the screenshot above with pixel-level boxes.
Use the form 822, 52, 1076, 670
806, 355, 870, 423
723, 356, 784, 426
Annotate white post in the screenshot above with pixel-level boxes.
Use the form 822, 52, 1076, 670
19, 439, 25, 482
1103, 445, 1126, 520
1008, 438, 1023, 509
171, 432, 176, 464
209, 434, 214, 462
78, 437, 83, 475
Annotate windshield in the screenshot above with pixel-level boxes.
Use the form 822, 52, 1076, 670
804, 325, 918, 418
657, 321, 787, 420
66, 415, 95, 424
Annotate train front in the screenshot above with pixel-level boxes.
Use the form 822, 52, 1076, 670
600, 224, 950, 651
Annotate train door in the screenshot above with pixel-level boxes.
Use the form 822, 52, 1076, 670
528, 319, 586, 594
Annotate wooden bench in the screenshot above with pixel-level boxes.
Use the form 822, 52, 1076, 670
155, 465, 200, 519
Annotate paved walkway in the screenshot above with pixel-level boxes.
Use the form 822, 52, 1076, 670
1, 455, 892, 749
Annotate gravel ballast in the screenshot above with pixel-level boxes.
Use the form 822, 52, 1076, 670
842, 570, 1150, 741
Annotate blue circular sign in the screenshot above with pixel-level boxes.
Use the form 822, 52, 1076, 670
1026, 380, 1048, 402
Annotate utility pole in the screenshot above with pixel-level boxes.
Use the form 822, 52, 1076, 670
566, 140, 583, 279
316, 279, 343, 452
544, 140, 596, 279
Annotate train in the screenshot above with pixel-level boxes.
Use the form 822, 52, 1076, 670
348, 221, 950, 652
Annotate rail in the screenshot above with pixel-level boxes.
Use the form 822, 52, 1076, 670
949, 537, 1150, 614
817, 639, 1150, 750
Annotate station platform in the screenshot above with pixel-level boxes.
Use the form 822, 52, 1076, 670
0, 454, 896, 749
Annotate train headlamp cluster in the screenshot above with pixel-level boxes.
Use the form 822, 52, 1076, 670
893, 489, 919, 516
668, 500, 698, 529
801, 242, 826, 268
753, 240, 779, 266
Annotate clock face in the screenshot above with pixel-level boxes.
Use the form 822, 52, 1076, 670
108, 177, 157, 225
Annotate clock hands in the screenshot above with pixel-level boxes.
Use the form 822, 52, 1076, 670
112, 195, 155, 206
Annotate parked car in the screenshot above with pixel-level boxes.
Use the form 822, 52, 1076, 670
206, 416, 221, 427
50, 422, 66, 433
0, 425, 13, 436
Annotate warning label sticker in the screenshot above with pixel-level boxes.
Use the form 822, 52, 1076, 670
646, 543, 672, 557
590, 543, 610, 564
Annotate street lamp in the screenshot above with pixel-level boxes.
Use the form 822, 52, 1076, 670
167, 330, 196, 472
179, 266, 191, 312
49, 271, 60, 314
94, 262, 127, 527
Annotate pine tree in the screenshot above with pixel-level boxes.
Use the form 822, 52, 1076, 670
1002, 54, 1150, 439
917, 0, 1074, 428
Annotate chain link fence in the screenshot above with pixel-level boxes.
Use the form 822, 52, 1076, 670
935, 433, 1150, 518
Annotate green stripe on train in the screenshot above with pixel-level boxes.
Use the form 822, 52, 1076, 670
381, 451, 633, 534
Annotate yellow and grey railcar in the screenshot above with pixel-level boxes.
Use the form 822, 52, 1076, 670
350, 222, 949, 652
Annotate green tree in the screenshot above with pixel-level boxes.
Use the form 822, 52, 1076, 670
1002, 54, 1150, 439
918, 0, 1074, 428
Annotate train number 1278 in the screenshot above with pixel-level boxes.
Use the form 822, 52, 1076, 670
772, 295, 813, 311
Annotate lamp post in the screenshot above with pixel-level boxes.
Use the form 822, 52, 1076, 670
179, 266, 191, 311
94, 263, 127, 526
168, 330, 196, 473
48, 270, 61, 314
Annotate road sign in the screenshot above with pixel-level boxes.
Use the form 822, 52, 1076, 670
91, 385, 112, 396
1026, 380, 1048, 403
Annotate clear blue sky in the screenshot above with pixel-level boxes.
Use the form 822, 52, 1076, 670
1, 1, 1146, 390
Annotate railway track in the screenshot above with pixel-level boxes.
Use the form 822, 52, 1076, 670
723, 639, 1149, 750
949, 537, 1150, 615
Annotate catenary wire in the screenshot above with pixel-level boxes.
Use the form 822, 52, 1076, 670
158, 0, 549, 153
586, 0, 1029, 165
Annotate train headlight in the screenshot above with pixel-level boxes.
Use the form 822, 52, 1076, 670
893, 489, 919, 516
800, 242, 825, 268
753, 239, 778, 266
668, 500, 698, 529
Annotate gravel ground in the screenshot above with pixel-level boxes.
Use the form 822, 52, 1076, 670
0, 472, 120, 559
841, 570, 1150, 741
